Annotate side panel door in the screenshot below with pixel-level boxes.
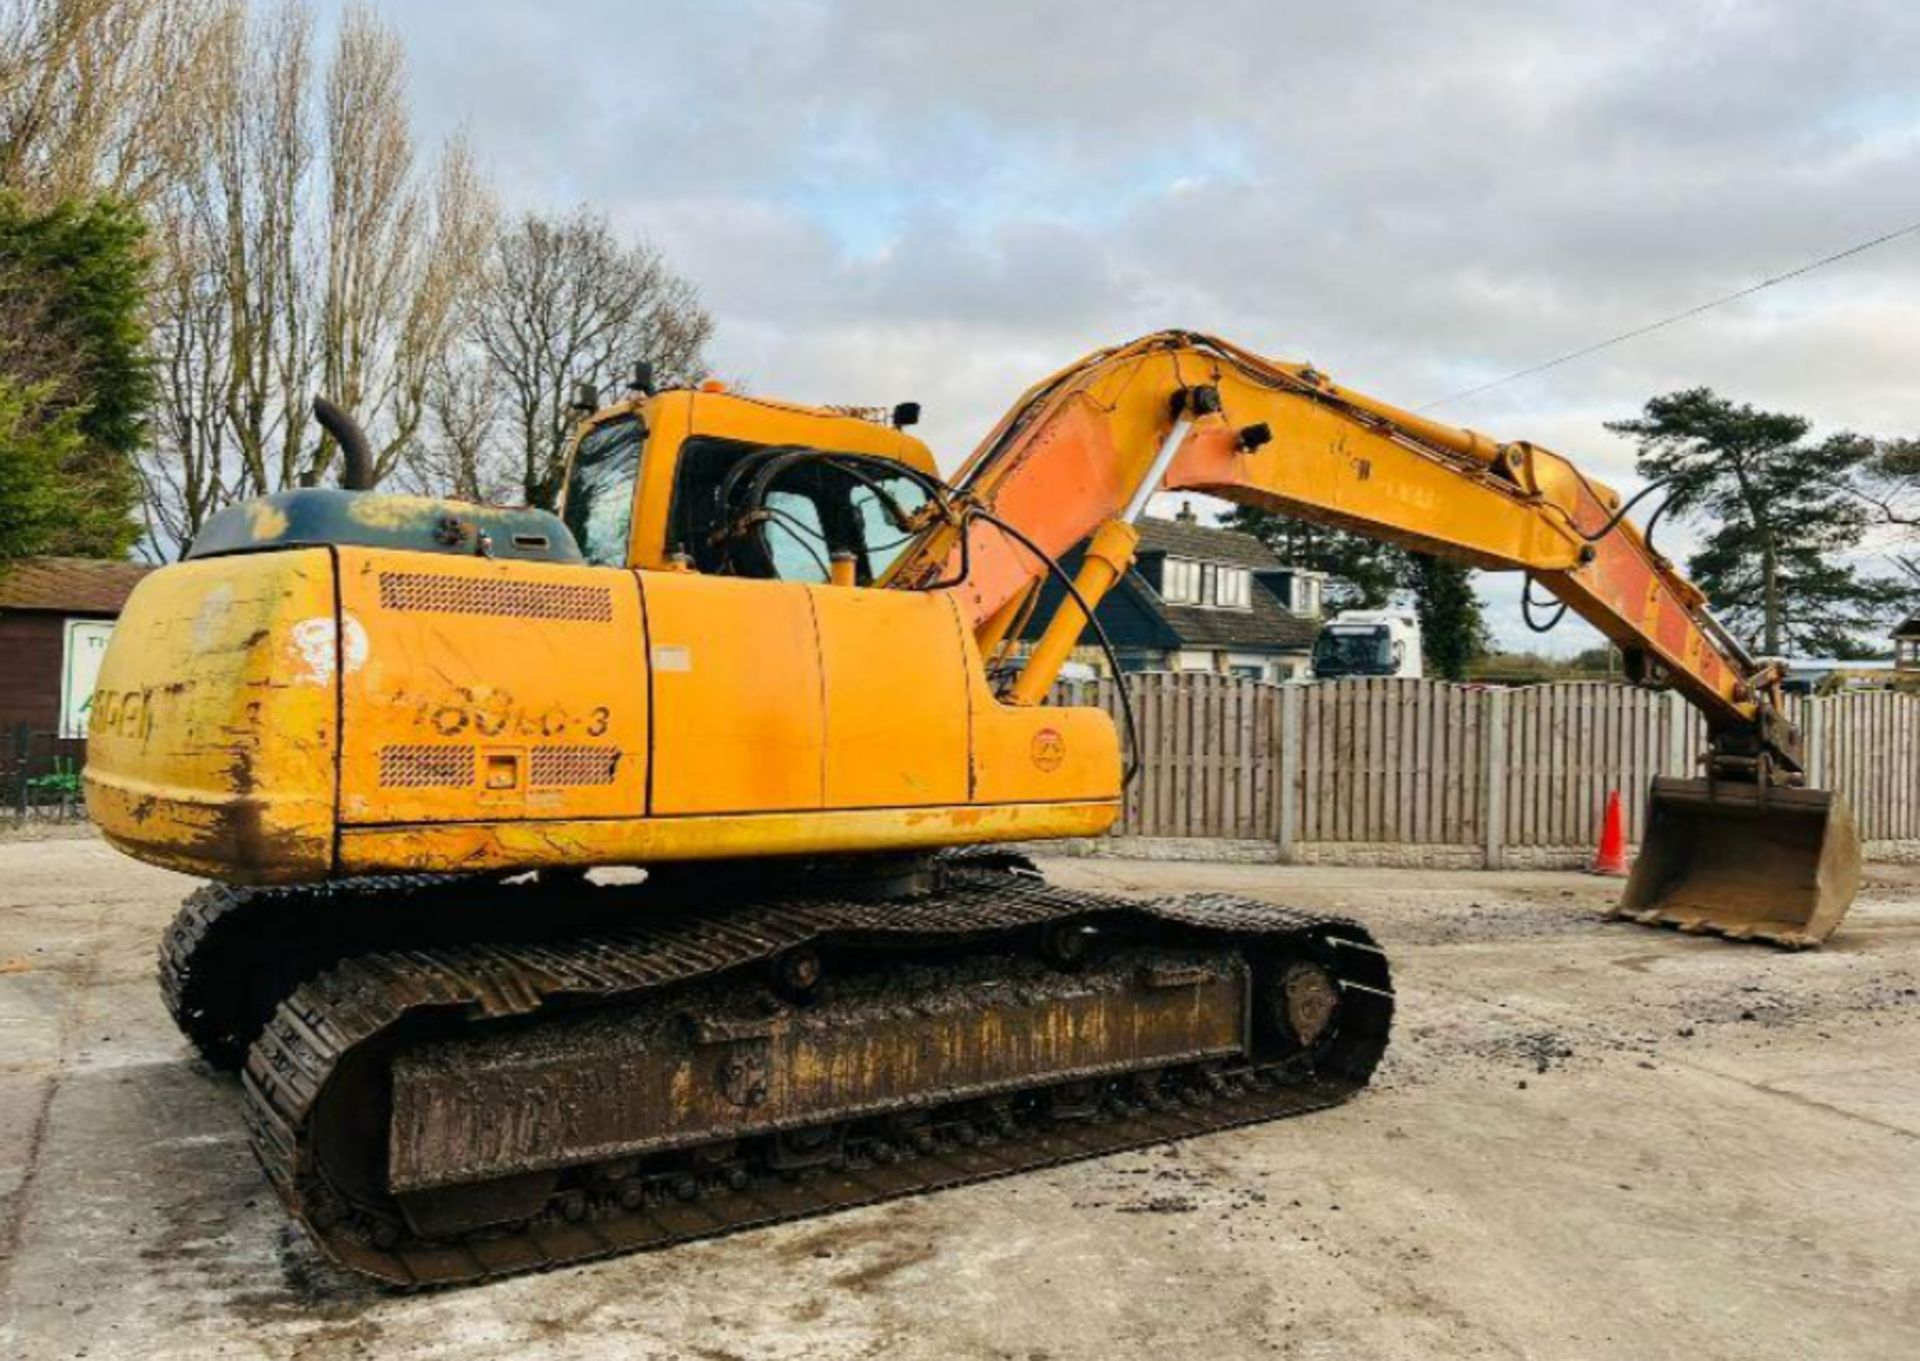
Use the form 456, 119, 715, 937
809, 585, 970, 808
642, 572, 826, 815
337, 549, 647, 825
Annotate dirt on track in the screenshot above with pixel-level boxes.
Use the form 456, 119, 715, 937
2, 837, 1917, 1361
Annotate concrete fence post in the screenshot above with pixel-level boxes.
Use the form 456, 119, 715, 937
1483, 688, 1507, 869
1276, 683, 1301, 863
1665, 690, 1693, 778
1802, 696, 1823, 788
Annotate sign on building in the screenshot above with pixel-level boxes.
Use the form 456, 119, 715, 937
60, 618, 115, 739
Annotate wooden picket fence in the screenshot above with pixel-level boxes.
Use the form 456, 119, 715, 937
1799, 688, 1920, 843
1059, 674, 1920, 862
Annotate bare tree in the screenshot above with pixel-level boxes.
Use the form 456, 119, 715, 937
311, 7, 495, 485
318, 4, 415, 482
136, 0, 497, 549
403, 348, 508, 503
138, 202, 236, 549
8, 1, 701, 543
376, 134, 495, 482
1848, 438, 1920, 596
0, 0, 224, 208
206, 0, 317, 498
472, 208, 712, 507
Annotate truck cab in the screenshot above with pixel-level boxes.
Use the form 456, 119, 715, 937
1310, 610, 1423, 681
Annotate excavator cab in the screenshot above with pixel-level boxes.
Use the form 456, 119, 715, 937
558, 387, 940, 577
1614, 777, 1861, 948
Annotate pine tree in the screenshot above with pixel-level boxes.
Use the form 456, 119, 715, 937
1607, 389, 1904, 657
0, 379, 87, 560
0, 194, 151, 560
1401, 554, 1489, 680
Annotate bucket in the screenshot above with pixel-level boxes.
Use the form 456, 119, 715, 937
1608, 777, 1861, 948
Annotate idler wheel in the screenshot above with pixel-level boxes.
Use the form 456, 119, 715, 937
1279, 961, 1340, 1049
1040, 920, 1096, 970
770, 947, 823, 1001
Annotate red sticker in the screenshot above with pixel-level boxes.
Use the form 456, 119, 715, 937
1031, 727, 1066, 772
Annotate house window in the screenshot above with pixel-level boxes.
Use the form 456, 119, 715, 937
1163, 557, 1251, 608
1162, 558, 1200, 604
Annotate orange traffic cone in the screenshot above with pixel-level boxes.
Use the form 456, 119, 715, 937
1590, 789, 1629, 877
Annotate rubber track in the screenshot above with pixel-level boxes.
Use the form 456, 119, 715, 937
162, 855, 1039, 1070
159, 876, 470, 1070
243, 869, 1393, 1287
157, 883, 244, 1064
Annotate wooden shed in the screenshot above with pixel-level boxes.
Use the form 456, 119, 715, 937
0, 556, 153, 752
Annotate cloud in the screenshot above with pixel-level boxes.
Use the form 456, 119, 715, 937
333, 0, 1920, 651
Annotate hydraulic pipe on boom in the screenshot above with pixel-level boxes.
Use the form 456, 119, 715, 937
892, 332, 1860, 946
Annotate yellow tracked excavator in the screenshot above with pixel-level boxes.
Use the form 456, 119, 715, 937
86, 332, 1858, 1285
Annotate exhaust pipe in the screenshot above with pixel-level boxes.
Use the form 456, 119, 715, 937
1608, 777, 1861, 948
313, 396, 375, 491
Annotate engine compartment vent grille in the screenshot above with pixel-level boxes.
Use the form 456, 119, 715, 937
377, 572, 613, 622
379, 745, 475, 788
531, 745, 621, 786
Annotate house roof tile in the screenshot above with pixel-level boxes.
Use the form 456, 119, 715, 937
1134, 516, 1284, 570
1154, 582, 1320, 652
0, 556, 152, 614
1019, 522, 1319, 656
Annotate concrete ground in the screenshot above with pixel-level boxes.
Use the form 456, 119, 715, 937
2, 836, 1917, 1361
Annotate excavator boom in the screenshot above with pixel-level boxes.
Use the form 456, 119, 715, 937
889, 331, 1857, 946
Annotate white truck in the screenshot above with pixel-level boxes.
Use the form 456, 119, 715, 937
1310, 609, 1423, 680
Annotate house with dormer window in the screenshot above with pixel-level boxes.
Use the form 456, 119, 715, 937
1018, 505, 1324, 682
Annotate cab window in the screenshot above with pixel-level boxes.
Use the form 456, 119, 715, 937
667, 435, 931, 584
561, 416, 643, 566
849, 474, 929, 581
763, 489, 831, 582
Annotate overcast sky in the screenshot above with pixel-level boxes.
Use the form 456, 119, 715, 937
325, 0, 1920, 652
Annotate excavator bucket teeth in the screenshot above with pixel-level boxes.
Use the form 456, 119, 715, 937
1608, 777, 1861, 949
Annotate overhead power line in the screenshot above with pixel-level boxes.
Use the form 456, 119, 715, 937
1418, 215, 1920, 412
